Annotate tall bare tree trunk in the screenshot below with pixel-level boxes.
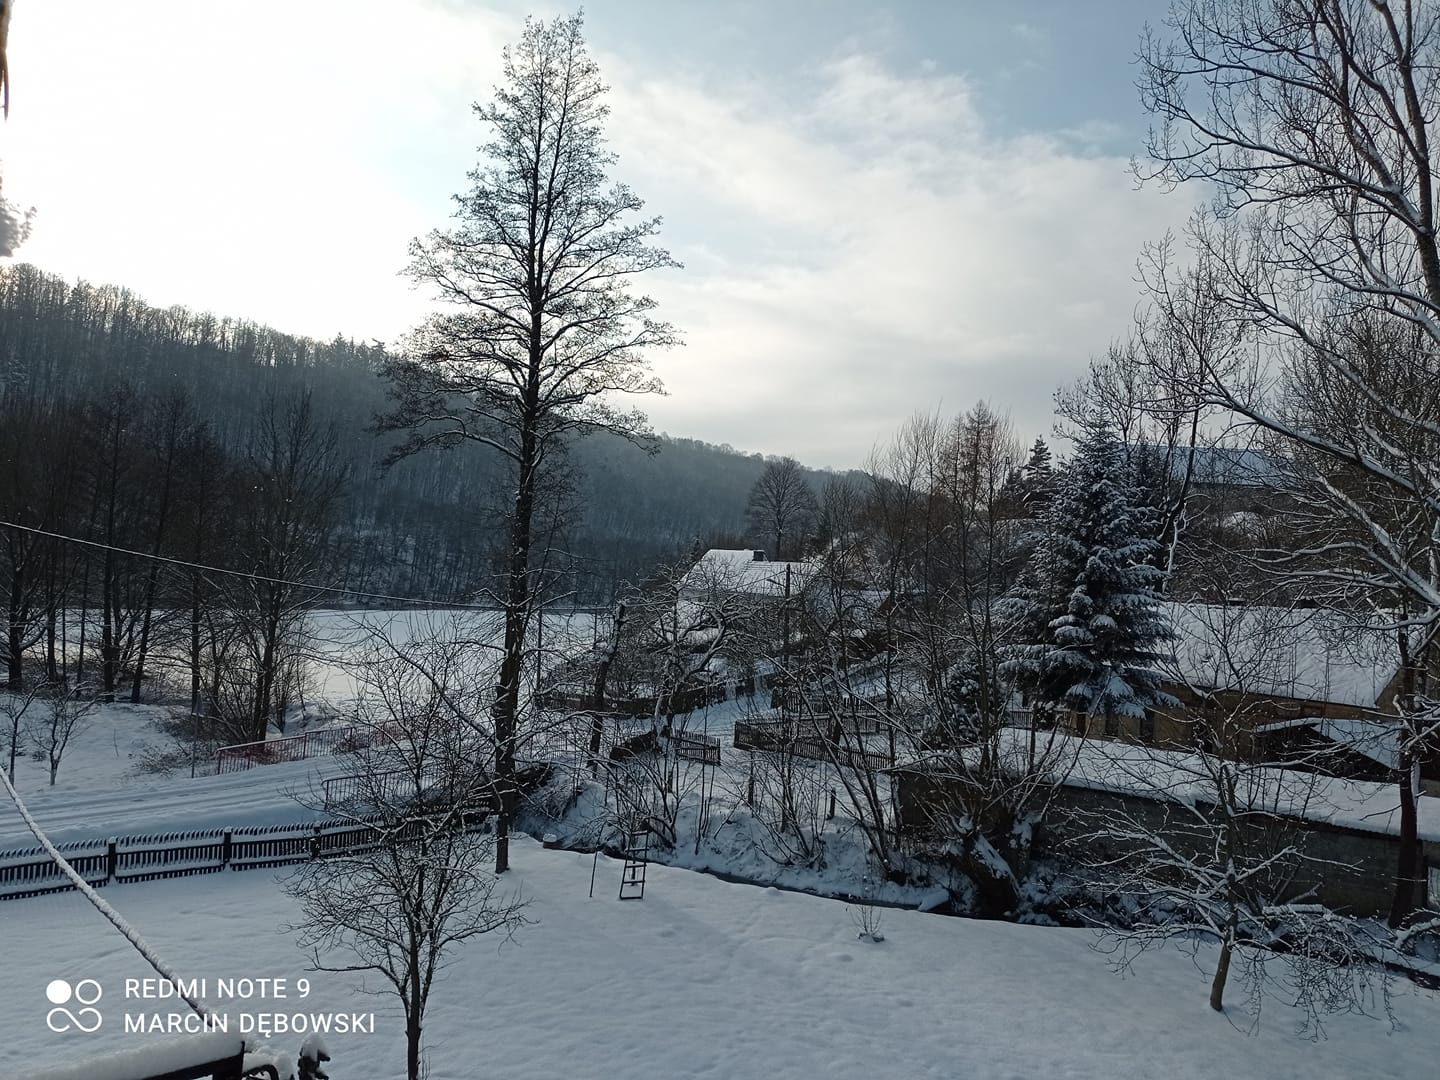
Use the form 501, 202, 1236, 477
493, 409, 539, 875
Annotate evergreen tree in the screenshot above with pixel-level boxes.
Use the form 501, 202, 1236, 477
1016, 436, 1056, 515
1022, 437, 1052, 484
1004, 421, 1174, 721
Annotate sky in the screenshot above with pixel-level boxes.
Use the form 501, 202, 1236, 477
2, 1, 1197, 470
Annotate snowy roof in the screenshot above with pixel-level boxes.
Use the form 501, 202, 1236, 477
1166, 445, 1281, 489
1160, 602, 1397, 709
1254, 716, 1401, 770
16, 1033, 244, 1080
680, 549, 816, 597
902, 727, 1440, 843
1054, 727, 1438, 842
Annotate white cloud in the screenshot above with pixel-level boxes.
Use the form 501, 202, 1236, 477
602, 52, 1195, 467
0, 3, 1194, 469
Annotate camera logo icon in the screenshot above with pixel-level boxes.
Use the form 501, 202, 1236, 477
46, 979, 103, 1033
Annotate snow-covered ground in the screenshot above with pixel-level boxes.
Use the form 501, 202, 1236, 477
5, 609, 1433, 1078
0, 756, 340, 848
5, 702, 182, 799
4, 835, 1432, 1079
305, 607, 599, 703
0, 607, 601, 846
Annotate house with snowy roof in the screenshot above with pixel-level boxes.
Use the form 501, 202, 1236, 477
1074, 600, 1406, 759
678, 548, 816, 600
1167, 444, 1282, 491
892, 726, 1439, 916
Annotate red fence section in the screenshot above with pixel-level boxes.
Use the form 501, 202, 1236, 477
214, 726, 358, 774
214, 721, 408, 775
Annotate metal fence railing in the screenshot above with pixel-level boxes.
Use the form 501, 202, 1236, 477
0, 810, 495, 903
214, 721, 406, 775
214, 726, 359, 774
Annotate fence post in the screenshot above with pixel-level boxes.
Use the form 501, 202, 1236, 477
310, 824, 322, 861
106, 838, 117, 882
221, 830, 233, 870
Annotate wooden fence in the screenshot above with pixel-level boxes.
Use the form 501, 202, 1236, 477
608, 730, 722, 767
733, 719, 892, 772
539, 675, 765, 718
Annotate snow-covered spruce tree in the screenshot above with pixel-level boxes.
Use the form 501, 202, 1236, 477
1004, 419, 1174, 726
1015, 436, 1055, 516
379, 12, 680, 873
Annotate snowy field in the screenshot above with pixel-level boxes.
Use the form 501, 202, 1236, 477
4, 835, 1434, 1080
0, 608, 600, 845
5, 609, 1434, 1079
305, 607, 599, 704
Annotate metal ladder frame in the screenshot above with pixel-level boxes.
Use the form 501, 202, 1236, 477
618, 825, 650, 900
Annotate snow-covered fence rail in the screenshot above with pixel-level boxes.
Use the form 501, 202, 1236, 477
0, 810, 497, 903
16, 1031, 248, 1080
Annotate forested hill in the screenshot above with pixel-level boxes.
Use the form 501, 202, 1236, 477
0, 263, 837, 603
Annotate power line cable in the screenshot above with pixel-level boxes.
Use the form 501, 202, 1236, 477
0, 765, 213, 1022
0, 518, 491, 610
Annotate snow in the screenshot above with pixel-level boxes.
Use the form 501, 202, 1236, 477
2, 701, 186, 798
1255, 716, 1402, 770
0, 756, 340, 848
305, 607, 598, 703
914, 727, 1440, 842
680, 549, 816, 597
4, 605, 1432, 1076
1162, 601, 1396, 708
2, 836, 1432, 1079
15, 1032, 243, 1080
0, 607, 601, 848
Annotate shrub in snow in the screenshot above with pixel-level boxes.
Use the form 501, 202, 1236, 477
850, 903, 885, 943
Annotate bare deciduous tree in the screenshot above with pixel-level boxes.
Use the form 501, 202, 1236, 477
230, 392, 345, 742
1136, 0, 1440, 926
29, 681, 97, 786
1075, 600, 1392, 1031
380, 12, 680, 873
285, 630, 522, 1080
746, 456, 817, 561
1, 676, 41, 781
